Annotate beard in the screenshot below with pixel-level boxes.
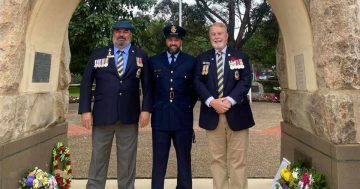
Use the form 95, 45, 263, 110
167, 45, 181, 54
211, 41, 227, 50
113, 37, 131, 48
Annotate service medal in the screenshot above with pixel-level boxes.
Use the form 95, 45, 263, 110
136, 57, 143, 67
202, 62, 210, 75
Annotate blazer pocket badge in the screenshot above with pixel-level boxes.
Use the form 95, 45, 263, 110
235, 70, 240, 80
202, 62, 210, 75
136, 57, 143, 78
106, 48, 114, 59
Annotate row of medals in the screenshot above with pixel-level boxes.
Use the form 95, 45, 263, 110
94, 48, 142, 78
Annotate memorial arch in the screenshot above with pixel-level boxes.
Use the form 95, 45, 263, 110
0, 0, 359, 188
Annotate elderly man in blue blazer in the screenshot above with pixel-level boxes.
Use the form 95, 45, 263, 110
194, 22, 255, 189
149, 24, 197, 189
78, 20, 151, 189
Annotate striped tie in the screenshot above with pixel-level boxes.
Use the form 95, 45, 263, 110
216, 51, 224, 98
117, 50, 124, 77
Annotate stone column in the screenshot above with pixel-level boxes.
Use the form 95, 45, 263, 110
278, 1, 360, 188
0, 0, 73, 188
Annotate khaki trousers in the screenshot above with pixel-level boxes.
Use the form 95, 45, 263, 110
206, 114, 249, 189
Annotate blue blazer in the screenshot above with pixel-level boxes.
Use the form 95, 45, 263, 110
194, 47, 255, 131
78, 44, 152, 126
149, 51, 197, 131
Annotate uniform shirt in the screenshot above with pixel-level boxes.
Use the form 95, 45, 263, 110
205, 46, 237, 107
114, 43, 131, 71
167, 51, 180, 64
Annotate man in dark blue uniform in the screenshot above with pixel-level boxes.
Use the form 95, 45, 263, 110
149, 24, 197, 189
194, 22, 255, 189
78, 20, 151, 189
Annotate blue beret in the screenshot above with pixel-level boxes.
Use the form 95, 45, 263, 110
163, 24, 186, 38
112, 21, 134, 30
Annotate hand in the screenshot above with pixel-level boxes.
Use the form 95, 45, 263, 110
139, 111, 150, 128
210, 99, 230, 114
220, 98, 232, 108
81, 112, 93, 130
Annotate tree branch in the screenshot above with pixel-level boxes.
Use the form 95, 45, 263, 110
235, 0, 251, 48
195, 0, 227, 24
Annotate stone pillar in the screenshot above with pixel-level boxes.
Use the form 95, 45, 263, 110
0, 0, 76, 188
277, 1, 360, 188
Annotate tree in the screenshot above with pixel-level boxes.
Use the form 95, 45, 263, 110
195, 0, 272, 49
242, 13, 278, 69
68, 0, 156, 74
151, 0, 212, 56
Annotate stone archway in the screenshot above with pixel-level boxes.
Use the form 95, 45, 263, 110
0, 0, 359, 188
270, 1, 360, 188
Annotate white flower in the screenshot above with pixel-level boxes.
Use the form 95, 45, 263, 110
309, 174, 314, 185
292, 168, 300, 179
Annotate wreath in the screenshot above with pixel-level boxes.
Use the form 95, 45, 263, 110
52, 142, 72, 189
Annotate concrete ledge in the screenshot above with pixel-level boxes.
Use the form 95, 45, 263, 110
281, 122, 360, 189
0, 122, 67, 189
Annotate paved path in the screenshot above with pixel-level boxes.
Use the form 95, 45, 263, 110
67, 102, 282, 179
72, 178, 273, 189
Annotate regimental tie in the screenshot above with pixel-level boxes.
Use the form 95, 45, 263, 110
216, 51, 224, 98
117, 50, 124, 77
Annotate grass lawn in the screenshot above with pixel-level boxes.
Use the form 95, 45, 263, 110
69, 86, 80, 97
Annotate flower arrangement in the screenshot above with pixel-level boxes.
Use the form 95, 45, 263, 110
52, 142, 72, 189
18, 167, 58, 189
275, 161, 328, 189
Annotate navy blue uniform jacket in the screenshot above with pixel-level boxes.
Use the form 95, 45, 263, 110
194, 47, 255, 131
78, 45, 152, 126
149, 51, 197, 131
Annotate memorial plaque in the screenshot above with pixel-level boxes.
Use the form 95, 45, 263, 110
32, 52, 51, 83
294, 54, 307, 90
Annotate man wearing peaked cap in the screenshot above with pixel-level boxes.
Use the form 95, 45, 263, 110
163, 24, 186, 38
148, 24, 197, 189
79, 20, 151, 189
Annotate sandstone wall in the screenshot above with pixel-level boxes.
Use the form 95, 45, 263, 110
277, 0, 360, 144
310, 0, 360, 89
0, 0, 70, 144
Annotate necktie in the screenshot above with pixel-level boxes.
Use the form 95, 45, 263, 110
117, 50, 124, 77
216, 51, 224, 98
170, 54, 175, 65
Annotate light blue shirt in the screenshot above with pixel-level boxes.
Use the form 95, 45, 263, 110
167, 51, 180, 64
205, 46, 237, 107
114, 43, 131, 71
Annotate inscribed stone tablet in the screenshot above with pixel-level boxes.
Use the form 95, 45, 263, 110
294, 54, 307, 90
32, 52, 51, 83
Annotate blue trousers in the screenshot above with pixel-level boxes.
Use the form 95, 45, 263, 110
151, 129, 193, 189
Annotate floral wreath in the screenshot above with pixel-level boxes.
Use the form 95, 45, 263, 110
52, 142, 72, 189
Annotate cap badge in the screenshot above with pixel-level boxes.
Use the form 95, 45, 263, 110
171, 25, 177, 33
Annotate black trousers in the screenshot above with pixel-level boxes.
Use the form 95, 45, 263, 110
151, 129, 193, 189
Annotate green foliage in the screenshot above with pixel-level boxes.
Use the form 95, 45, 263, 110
70, 73, 82, 84
258, 80, 280, 93
242, 13, 279, 70
152, 0, 212, 56
68, 0, 156, 74
69, 86, 80, 97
